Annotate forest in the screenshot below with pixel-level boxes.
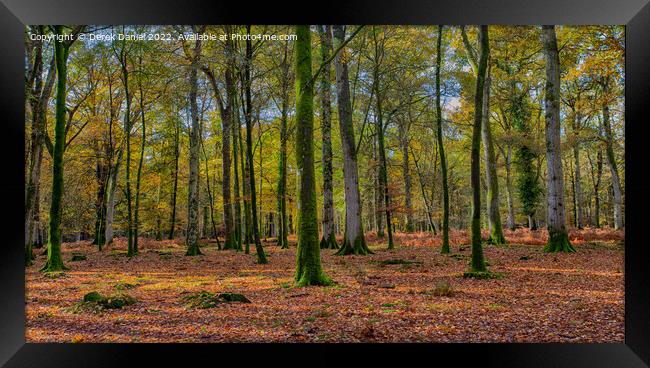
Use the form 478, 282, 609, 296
25, 25, 624, 342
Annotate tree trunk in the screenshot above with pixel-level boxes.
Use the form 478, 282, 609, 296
504, 145, 516, 230
240, 110, 253, 254
277, 45, 290, 249
601, 94, 623, 230
572, 114, 583, 229
293, 25, 331, 285
399, 121, 414, 233
333, 25, 370, 255
481, 67, 506, 245
318, 25, 338, 250
118, 40, 135, 257
168, 112, 180, 239
232, 95, 243, 251
133, 60, 147, 256
372, 26, 394, 250
25, 30, 55, 265
435, 25, 451, 254
220, 34, 236, 251
105, 148, 122, 244
469, 25, 489, 272
374, 132, 384, 237
185, 32, 203, 256
542, 25, 575, 253
243, 26, 268, 264
40, 26, 69, 272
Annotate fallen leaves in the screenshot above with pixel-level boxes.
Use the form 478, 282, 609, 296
25, 228, 624, 343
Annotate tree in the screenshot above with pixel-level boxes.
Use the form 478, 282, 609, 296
232, 92, 243, 251
599, 77, 623, 230
168, 106, 180, 240
185, 26, 205, 256
201, 26, 236, 251
115, 28, 137, 257
276, 38, 292, 250
371, 26, 395, 250
511, 86, 541, 229
318, 25, 338, 250
542, 25, 575, 253
40, 25, 82, 272
333, 25, 371, 256
242, 25, 268, 264
435, 25, 451, 254
461, 26, 506, 245
25, 26, 56, 265
468, 25, 490, 273
293, 25, 331, 285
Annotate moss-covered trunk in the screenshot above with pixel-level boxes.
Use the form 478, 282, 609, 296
293, 25, 330, 285
469, 25, 489, 272
40, 26, 69, 272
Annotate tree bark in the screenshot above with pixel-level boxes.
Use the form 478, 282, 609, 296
185, 30, 203, 256
232, 94, 243, 251
399, 120, 414, 232
319, 25, 338, 250
481, 68, 506, 244
243, 25, 268, 263
40, 26, 70, 272
25, 28, 56, 265
542, 25, 575, 253
435, 25, 451, 254
504, 145, 516, 230
372, 26, 394, 250
277, 43, 290, 249
572, 113, 584, 229
294, 25, 331, 285
168, 111, 180, 239
469, 25, 489, 272
601, 88, 623, 230
333, 25, 370, 255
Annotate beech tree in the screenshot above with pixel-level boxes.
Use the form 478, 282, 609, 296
333, 25, 371, 255
318, 25, 338, 250
468, 25, 489, 274
40, 25, 84, 272
293, 25, 330, 285
542, 25, 575, 253
185, 25, 206, 256
435, 25, 451, 254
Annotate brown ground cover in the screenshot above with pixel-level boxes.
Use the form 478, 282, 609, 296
25, 228, 624, 343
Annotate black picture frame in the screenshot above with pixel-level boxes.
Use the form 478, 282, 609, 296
1, 0, 648, 366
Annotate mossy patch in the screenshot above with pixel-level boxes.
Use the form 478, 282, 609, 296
70, 253, 87, 261
114, 282, 139, 290
67, 291, 136, 314
43, 271, 67, 279
462, 271, 504, 280
377, 259, 421, 266
181, 291, 251, 309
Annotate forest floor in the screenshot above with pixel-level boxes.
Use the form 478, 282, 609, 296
25, 228, 624, 343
